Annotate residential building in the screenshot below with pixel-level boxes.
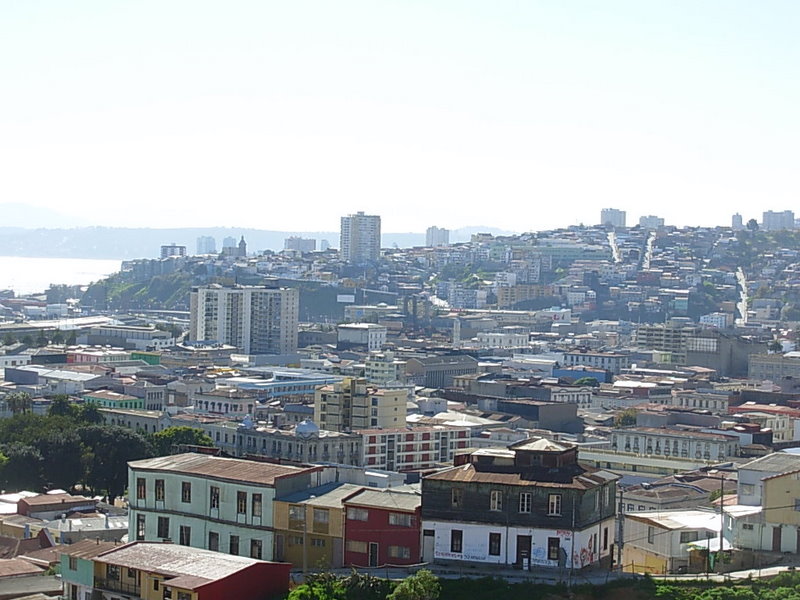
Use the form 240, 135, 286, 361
83, 389, 144, 411
161, 243, 187, 259
189, 285, 300, 354
128, 453, 322, 560
421, 439, 618, 569
360, 426, 470, 472
635, 323, 699, 364
426, 226, 450, 248
340, 211, 381, 264
314, 378, 407, 432
749, 353, 800, 381
732, 213, 744, 231
563, 349, 631, 375
762, 210, 795, 231
61, 540, 291, 600
364, 351, 407, 386
273, 482, 364, 569
736, 453, 800, 506
638, 215, 665, 229
337, 323, 387, 352
609, 427, 740, 462
343, 488, 422, 567
622, 510, 722, 574
78, 324, 174, 351
284, 237, 317, 252
600, 208, 626, 228
196, 235, 217, 255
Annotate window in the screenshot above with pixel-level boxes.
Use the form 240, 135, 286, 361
347, 507, 369, 521
489, 533, 501, 556
547, 537, 560, 561
210, 486, 220, 509
289, 505, 305, 521
177, 593, 191, 600
647, 526, 654, 544
179, 525, 191, 546
389, 512, 412, 527
450, 529, 463, 553
155, 479, 165, 501
347, 540, 367, 553
208, 531, 219, 551
106, 564, 120, 581
680, 531, 699, 543
136, 514, 146, 540
157, 516, 169, 539
547, 494, 562, 516
68, 556, 77, 570
250, 539, 263, 559
794, 499, 800, 512
153, 579, 160, 591
451, 488, 463, 508
252, 493, 262, 517
230, 535, 239, 555
389, 545, 411, 559
237, 491, 247, 514
490, 490, 503, 511
603, 527, 609, 551
519, 493, 532, 514
741, 483, 755, 496
181, 482, 191, 503
136, 478, 146, 500
314, 508, 329, 524
311, 538, 326, 547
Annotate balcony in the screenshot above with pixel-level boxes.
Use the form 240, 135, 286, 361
94, 577, 141, 597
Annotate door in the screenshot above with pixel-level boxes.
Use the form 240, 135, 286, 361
369, 542, 379, 567
516, 535, 531, 568
773, 526, 782, 552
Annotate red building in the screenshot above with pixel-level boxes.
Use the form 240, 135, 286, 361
343, 489, 421, 567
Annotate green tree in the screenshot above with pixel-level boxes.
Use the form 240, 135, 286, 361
50, 330, 65, 345
342, 570, 394, 600
6, 392, 32, 415
387, 569, 440, 600
78, 426, 151, 501
0, 443, 44, 491
48, 395, 77, 418
1, 333, 16, 346
65, 331, 77, 345
614, 408, 638, 427
76, 403, 103, 424
35, 431, 84, 491
149, 426, 214, 456
20, 335, 34, 346
746, 218, 759, 231
574, 377, 600, 387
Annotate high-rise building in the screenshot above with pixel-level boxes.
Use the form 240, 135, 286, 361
196, 235, 217, 255
160, 243, 186, 259
638, 215, 665, 229
762, 210, 795, 231
189, 285, 299, 354
425, 226, 450, 247
222, 236, 237, 249
340, 212, 381, 264
732, 213, 744, 231
284, 237, 316, 252
600, 208, 626, 228
314, 377, 407, 431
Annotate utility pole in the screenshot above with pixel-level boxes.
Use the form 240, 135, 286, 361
617, 487, 624, 571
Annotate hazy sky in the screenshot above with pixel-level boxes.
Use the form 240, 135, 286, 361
2, 1, 799, 232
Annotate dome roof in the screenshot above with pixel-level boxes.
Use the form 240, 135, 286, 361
296, 419, 320, 438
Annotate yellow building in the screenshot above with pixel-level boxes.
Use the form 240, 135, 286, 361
273, 482, 364, 570
314, 377, 407, 432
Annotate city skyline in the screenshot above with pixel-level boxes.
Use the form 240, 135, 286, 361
3, 2, 800, 232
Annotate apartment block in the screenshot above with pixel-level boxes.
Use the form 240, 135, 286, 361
340, 211, 381, 264
314, 377, 407, 432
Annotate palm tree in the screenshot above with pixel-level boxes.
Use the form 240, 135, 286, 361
6, 392, 32, 415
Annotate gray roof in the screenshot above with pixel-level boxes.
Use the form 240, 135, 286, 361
344, 489, 421, 512
276, 483, 365, 507
739, 453, 800, 473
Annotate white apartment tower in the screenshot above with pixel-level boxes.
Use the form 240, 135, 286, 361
340, 211, 381, 264
762, 210, 795, 231
600, 208, 626, 228
425, 226, 450, 247
189, 285, 299, 354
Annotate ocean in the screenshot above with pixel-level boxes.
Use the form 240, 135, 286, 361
0, 256, 121, 296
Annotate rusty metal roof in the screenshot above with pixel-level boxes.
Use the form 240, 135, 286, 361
61, 539, 118, 560
128, 453, 312, 486
345, 489, 421, 512
424, 463, 618, 490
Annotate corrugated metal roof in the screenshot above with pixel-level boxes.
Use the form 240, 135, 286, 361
424, 463, 618, 490
61, 539, 118, 560
275, 483, 364, 507
345, 489, 421, 512
128, 453, 311, 486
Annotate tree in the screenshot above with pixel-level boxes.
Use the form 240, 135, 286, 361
149, 426, 214, 457
35, 431, 84, 491
574, 377, 600, 387
0, 443, 44, 491
1, 333, 16, 346
50, 330, 65, 345
78, 426, 152, 501
65, 331, 77, 345
76, 403, 103, 424
48, 395, 77, 418
6, 392, 32, 416
614, 408, 638, 427
20, 335, 34, 346
746, 218, 759, 232
387, 570, 440, 600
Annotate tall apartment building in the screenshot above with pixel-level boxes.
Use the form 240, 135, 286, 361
426, 226, 450, 247
128, 453, 321, 560
762, 210, 795, 231
600, 208, 626, 228
284, 237, 316, 252
638, 215, 665, 229
340, 212, 381, 264
314, 377, 407, 432
160, 243, 187, 259
196, 235, 217, 255
189, 285, 299, 354
732, 213, 744, 231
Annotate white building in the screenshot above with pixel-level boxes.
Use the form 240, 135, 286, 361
364, 351, 406, 385
340, 211, 381, 264
762, 210, 795, 231
337, 323, 387, 352
638, 215, 665, 229
189, 285, 299, 354
426, 226, 450, 247
610, 427, 739, 462
600, 208, 626, 228
475, 331, 529, 349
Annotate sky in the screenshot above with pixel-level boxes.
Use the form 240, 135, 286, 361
2, 1, 799, 233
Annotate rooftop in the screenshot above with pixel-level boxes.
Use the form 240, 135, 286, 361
345, 489, 421, 512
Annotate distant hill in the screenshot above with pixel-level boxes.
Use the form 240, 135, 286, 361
0, 226, 517, 259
